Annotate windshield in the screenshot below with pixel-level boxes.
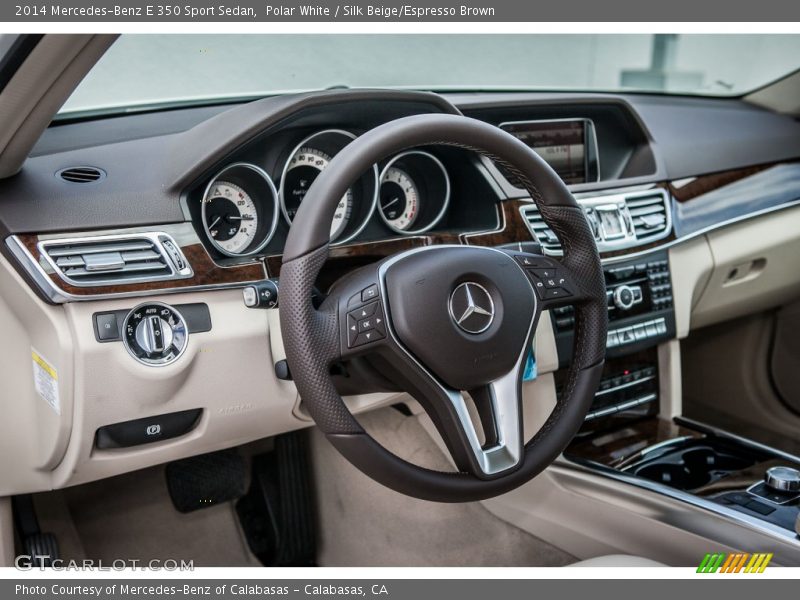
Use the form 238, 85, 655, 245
60, 34, 800, 116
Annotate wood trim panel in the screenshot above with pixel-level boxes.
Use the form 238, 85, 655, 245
17, 233, 266, 297
668, 163, 777, 203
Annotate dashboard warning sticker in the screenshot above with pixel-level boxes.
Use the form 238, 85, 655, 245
31, 348, 60, 415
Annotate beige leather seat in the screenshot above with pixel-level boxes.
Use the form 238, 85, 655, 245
571, 555, 666, 567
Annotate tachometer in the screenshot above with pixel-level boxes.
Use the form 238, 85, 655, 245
281, 147, 353, 241
201, 163, 279, 257
379, 167, 419, 231
378, 150, 450, 235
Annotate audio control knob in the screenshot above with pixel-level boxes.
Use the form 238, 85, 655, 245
764, 466, 800, 492
123, 302, 188, 366
613, 285, 636, 310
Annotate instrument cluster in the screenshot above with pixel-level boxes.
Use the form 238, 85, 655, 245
198, 128, 453, 257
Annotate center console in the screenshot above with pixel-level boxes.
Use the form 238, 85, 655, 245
553, 250, 675, 435
554, 248, 800, 542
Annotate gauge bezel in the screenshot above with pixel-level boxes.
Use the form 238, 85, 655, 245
378, 150, 451, 235
279, 129, 379, 246
122, 301, 189, 367
201, 162, 279, 258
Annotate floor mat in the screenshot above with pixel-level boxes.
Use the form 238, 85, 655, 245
311, 407, 575, 567
35, 464, 260, 567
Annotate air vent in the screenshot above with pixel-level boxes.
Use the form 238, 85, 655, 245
39, 233, 192, 287
519, 188, 672, 256
627, 192, 670, 240
57, 166, 105, 184
519, 204, 562, 254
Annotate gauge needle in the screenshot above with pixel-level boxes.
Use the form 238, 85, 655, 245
229, 215, 254, 221
383, 197, 400, 209
208, 216, 222, 229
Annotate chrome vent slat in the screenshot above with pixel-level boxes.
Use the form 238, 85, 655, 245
46, 240, 153, 256
120, 249, 162, 262
39, 233, 193, 287
65, 262, 168, 278
628, 204, 665, 217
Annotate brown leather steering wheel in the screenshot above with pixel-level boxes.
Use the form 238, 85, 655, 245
279, 113, 607, 502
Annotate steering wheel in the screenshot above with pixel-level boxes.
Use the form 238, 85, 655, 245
279, 114, 607, 502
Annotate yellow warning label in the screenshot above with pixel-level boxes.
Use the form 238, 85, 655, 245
31, 348, 60, 415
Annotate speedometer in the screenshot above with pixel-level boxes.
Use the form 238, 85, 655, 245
279, 129, 379, 245
203, 181, 258, 254
281, 147, 353, 241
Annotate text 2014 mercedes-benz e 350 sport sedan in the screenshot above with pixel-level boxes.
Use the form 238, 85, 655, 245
0, 34, 799, 568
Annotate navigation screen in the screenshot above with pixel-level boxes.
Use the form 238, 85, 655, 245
500, 120, 590, 185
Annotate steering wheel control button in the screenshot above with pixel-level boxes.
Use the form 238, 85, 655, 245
347, 301, 385, 348
448, 282, 495, 334
543, 287, 572, 300
122, 302, 188, 366
361, 284, 379, 302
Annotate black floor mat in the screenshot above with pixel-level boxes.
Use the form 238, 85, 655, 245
165, 448, 247, 513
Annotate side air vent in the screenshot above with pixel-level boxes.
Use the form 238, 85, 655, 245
519, 188, 672, 256
39, 233, 192, 287
57, 166, 105, 184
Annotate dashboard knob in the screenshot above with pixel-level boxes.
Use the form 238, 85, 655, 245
613, 284, 636, 310
764, 466, 800, 492
135, 315, 174, 354
123, 303, 188, 366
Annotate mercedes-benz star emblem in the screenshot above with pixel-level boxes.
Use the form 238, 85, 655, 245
448, 282, 495, 334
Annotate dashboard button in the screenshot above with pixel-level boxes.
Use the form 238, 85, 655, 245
95, 312, 120, 341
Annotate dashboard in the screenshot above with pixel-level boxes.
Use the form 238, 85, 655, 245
1, 87, 800, 496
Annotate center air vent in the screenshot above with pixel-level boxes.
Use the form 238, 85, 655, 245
39, 233, 192, 287
519, 188, 672, 256
57, 166, 105, 184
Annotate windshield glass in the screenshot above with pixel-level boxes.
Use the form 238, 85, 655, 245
61, 34, 800, 115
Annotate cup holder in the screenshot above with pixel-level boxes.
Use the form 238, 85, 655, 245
628, 442, 760, 492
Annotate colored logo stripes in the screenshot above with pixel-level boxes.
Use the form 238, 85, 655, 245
697, 552, 773, 573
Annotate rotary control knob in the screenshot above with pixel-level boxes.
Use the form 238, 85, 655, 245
764, 466, 800, 492
123, 302, 188, 366
613, 284, 636, 310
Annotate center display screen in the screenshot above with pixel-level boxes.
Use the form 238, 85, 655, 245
500, 119, 596, 185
